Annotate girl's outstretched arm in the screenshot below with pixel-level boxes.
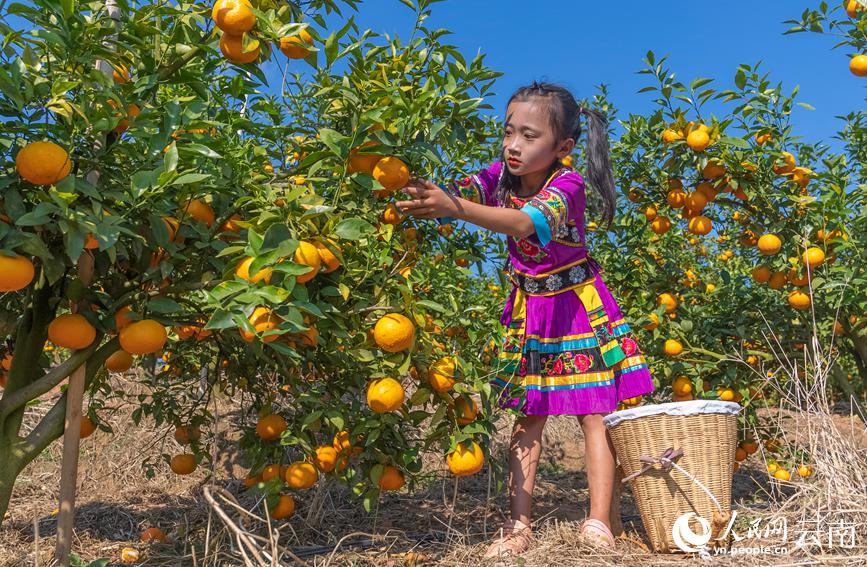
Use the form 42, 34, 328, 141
396, 179, 535, 240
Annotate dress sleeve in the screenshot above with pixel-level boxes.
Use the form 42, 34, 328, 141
519, 171, 585, 247
436, 161, 502, 225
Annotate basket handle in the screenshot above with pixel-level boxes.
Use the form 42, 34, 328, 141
621, 447, 724, 514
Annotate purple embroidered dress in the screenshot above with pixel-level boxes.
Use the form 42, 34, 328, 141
440, 160, 655, 415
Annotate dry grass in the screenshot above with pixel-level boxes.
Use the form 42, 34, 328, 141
1, 316, 866, 565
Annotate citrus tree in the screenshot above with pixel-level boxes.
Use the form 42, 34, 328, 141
0, 0, 508, 524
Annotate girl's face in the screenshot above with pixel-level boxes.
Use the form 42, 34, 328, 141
503, 100, 574, 192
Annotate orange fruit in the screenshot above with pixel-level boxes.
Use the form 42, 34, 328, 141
120, 548, 140, 563
240, 306, 283, 343
347, 141, 382, 174
754, 132, 772, 145
170, 454, 197, 475
112, 64, 130, 84
48, 314, 96, 350
643, 205, 658, 221
182, 198, 215, 227
211, 0, 255, 35
687, 215, 712, 236
120, 319, 167, 354
373, 313, 415, 353
684, 191, 707, 212
16, 141, 72, 185
428, 356, 458, 392
270, 494, 295, 520
788, 290, 811, 311
219, 32, 259, 64
313, 240, 341, 273
366, 377, 405, 413
642, 312, 659, 331
694, 182, 717, 202
797, 464, 812, 478
0, 255, 35, 292
768, 271, 788, 290
773, 468, 791, 481
657, 292, 678, 314
717, 387, 736, 401
378, 465, 405, 491
735, 447, 747, 462
454, 396, 478, 425
294, 240, 321, 284
261, 463, 282, 481
381, 202, 404, 225
661, 128, 682, 143
313, 446, 338, 473
332, 430, 362, 458
802, 247, 825, 268
672, 376, 692, 396
114, 306, 134, 331
666, 189, 686, 208
686, 129, 710, 152
106, 350, 134, 373
447, 441, 484, 476
256, 414, 287, 441
141, 527, 167, 543
663, 339, 683, 356
235, 256, 273, 284
772, 151, 796, 175
751, 266, 771, 284
740, 440, 759, 455
847, 0, 863, 17
219, 214, 243, 238
757, 234, 782, 255
850, 54, 867, 77
79, 416, 97, 439
650, 216, 671, 234
285, 461, 318, 489
372, 156, 410, 192
243, 473, 262, 488
702, 160, 726, 180
279, 29, 314, 59
111, 102, 140, 134
174, 424, 201, 445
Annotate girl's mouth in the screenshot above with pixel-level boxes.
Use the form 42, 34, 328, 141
507, 158, 521, 166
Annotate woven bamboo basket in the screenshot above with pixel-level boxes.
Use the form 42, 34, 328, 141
602, 400, 740, 553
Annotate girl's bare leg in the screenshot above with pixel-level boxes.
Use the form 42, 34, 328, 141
577, 413, 616, 527
508, 414, 548, 525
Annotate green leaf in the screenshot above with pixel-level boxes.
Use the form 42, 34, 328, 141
333, 218, 374, 240
163, 142, 178, 173
148, 298, 183, 314
317, 128, 350, 159
204, 309, 237, 330
171, 173, 210, 186
413, 299, 446, 313
719, 136, 749, 149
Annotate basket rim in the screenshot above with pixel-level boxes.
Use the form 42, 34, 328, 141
603, 399, 742, 429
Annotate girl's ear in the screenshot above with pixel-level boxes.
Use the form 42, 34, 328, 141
558, 137, 576, 157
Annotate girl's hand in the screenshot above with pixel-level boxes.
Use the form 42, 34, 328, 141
395, 179, 459, 219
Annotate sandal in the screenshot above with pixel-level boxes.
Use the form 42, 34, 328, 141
483, 518, 534, 558
579, 518, 616, 549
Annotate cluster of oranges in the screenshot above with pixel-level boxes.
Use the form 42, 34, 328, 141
211, 0, 315, 65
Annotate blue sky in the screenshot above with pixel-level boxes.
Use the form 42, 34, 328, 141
312, 0, 861, 149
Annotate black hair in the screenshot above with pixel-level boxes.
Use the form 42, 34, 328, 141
495, 81, 617, 228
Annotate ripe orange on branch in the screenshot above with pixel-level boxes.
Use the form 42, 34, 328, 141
270, 494, 295, 519
170, 454, 197, 475
447, 441, 484, 476
293, 241, 321, 283
757, 234, 782, 255
366, 377, 405, 413
48, 314, 96, 350
372, 156, 410, 192
373, 313, 415, 353
106, 350, 133, 373
428, 356, 458, 393
211, 0, 256, 35
280, 29, 314, 59
120, 319, 167, 354
454, 396, 478, 425
378, 465, 405, 491
240, 307, 283, 343
219, 32, 260, 64
256, 414, 287, 441
16, 141, 72, 185
0, 255, 35, 292
285, 461, 318, 489
313, 446, 338, 472
235, 256, 273, 284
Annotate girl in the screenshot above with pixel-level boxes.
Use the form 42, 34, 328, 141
395, 81, 655, 556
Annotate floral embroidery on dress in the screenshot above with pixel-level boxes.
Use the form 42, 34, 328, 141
523, 187, 570, 238
621, 336, 638, 356
515, 236, 547, 262
575, 353, 594, 372
448, 174, 488, 206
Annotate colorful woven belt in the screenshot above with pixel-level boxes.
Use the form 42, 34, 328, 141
507, 255, 601, 296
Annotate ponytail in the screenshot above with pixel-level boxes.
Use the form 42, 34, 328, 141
579, 106, 617, 228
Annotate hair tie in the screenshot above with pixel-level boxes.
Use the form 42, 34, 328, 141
578, 106, 586, 115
